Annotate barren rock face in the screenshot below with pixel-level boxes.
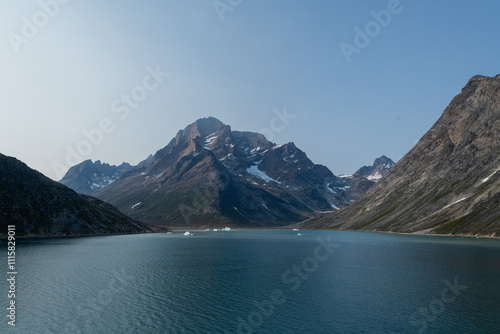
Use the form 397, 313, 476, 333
310, 75, 500, 236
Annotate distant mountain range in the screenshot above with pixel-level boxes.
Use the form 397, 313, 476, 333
0, 153, 152, 237
59, 117, 393, 226
4, 74, 497, 237
308, 75, 500, 237
338, 155, 395, 201
59, 160, 134, 195
74, 117, 389, 227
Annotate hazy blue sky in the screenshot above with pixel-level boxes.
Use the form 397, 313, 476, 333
1, 0, 499, 180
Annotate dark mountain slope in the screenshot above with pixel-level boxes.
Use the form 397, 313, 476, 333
0, 153, 150, 237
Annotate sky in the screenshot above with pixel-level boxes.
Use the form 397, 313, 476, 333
0, 0, 499, 181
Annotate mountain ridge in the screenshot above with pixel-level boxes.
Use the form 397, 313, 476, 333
59, 159, 134, 195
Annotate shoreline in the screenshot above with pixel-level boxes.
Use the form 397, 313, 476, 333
335, 229, 500, 240
2, 226, 499, 241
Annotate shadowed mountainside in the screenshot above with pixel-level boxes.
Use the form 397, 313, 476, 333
0, 153, 151, 237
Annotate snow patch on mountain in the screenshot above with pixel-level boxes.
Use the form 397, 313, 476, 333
247, 165, 281, 184
482, 166, 500, 183
204, 131, 219, 148
443, 197, 467, 210
366, 172, 383, 181
90, 177, 117, 190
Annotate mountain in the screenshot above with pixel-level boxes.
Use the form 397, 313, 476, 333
0, 153, 151, 237
353, 155, 395, 181
93, 117, 354, 227
59, 160, 134, 195
309, 75, 500, 237
337, 155, 395, 201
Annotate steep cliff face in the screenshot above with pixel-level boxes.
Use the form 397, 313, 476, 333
0, 153, 151, 237
310, 75, 500, 236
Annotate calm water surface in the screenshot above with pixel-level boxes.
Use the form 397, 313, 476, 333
3, 230, 500, 333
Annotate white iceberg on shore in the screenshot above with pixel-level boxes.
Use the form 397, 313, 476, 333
292, 228, 299, 231
183, 231, 194, 236
222, 227, 231, 231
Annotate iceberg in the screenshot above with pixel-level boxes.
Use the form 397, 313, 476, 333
292, 228, 299, 231
222, 227, 231, 231
183, 231, 194, 236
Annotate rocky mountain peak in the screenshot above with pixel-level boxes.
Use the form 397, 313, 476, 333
353, 155, 395, 181
373, 155, 393, 167
87, 117, 361, 226
193, 116, 227, 137
59, 159, 133, 195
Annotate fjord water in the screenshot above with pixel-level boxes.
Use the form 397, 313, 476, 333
5, 230, 500, 333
